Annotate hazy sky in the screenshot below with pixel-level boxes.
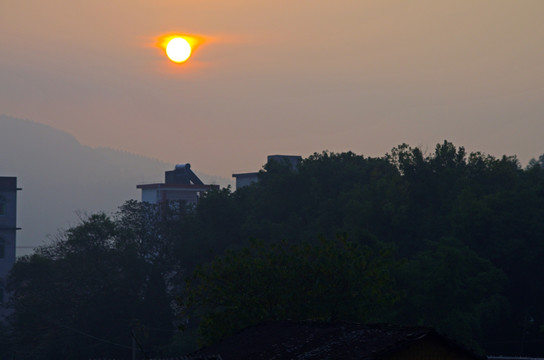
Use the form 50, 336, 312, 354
1, 1, 543, 178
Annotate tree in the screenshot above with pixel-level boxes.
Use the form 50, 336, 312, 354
396, 237, 506, 351
6, 141, 544, 356
7, 209, 180, 359
182, 235, 399, 345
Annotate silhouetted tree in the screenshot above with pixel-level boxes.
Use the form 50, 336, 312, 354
7, 208, 180, 359
183, 235, 399, 345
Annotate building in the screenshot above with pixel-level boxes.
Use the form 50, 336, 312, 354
137, 164, 218, 205
0, 177, 21, 319
231, 172, 260, 190
267, 154, 302, 169
232, 155, 301, 190
192, 321, 485, 360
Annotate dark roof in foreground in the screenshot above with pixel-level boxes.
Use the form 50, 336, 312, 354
192, 321, 484, 360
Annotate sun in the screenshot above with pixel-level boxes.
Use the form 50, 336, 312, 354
166, 37, 192, 63
156, 33, 206, 65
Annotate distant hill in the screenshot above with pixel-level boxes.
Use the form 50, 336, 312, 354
0, 115, 228, 255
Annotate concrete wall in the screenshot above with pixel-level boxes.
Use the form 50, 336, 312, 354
141, 187, 199, 204
233, 173, 259, 190
0, 177, 18, 318
141, 188, 159, 204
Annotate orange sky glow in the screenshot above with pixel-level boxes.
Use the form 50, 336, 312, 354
1, 0, 544, 178
156, 33, 208, 63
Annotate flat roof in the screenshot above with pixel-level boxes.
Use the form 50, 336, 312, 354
137, 183, 219, 190
0, 177, 21, 190
232, 172, 259, 178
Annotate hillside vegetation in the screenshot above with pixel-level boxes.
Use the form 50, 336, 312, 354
4, 141, 544, 358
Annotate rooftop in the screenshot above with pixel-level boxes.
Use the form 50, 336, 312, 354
192, 321, 484, 360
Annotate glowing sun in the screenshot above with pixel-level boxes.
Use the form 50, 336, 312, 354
165, 37, 192, 63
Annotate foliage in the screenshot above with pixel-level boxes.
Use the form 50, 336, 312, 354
5, 141, 544, 356
183, 235, 399, 345
6, 205, 181, 359
181, 142, 544, 354
396, 237, 507, 350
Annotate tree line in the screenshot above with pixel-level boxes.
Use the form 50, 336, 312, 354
2, 141, 544, 359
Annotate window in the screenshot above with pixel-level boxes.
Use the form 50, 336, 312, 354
0, 280, 4, 306
0, 196, 5, 216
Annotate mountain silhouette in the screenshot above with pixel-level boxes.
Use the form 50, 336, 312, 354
0, 115, 228, 255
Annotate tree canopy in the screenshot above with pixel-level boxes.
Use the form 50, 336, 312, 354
184, 235, 399, 345
6, 205, 180, 359
3, 141, 544, 358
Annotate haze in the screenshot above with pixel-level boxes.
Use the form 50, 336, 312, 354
0, 115, 229, 254
1, 0, 543, 178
